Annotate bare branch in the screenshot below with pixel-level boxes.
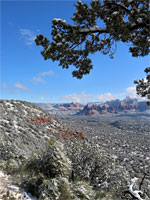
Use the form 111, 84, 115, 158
139, 173, 149, 190
123, 175, 149, 200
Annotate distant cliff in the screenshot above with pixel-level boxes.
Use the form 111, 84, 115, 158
35, 98, 149, 116
36, 102, 84, 115
76, 98, 149, 116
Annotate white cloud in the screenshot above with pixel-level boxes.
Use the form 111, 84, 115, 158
97, 93, 124, 102
32, 70, 54, 84
32, 76, 45, 84
2, 83, 13, 93
125, 86, 147, 101
40, 96, 45, 101
97, 86, 140, 102
58, 92, 96, 104
40, 71, 54, 76
59, 91, 125, 104
14, 83, 29, 91
19, 28, 36, 46
125, 86, 138, 99
2, 83, 8, 89
58, 86, 145, 104
97, 86, 142, 102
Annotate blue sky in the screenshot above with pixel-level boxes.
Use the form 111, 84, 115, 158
1, 0, 149, 103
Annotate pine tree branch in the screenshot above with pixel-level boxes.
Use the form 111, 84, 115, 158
79, 27, 108, 34
105, 2, 130, 13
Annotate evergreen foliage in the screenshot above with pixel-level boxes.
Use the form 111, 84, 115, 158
134, 67, 150, 103
35, 0, 150, 99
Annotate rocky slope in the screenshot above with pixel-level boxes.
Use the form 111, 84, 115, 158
0, 100, 149, 200
0, 100, 113, 199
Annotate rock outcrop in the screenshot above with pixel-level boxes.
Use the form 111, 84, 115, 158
36, 102, 84, 116
77, 98, 149, 116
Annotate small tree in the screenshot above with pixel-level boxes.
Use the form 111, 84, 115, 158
134, 67, 150, 103
35, 0, 150, 99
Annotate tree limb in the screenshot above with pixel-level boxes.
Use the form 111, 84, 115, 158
139, 173, 149, 190
123, 174, 149, 200
79, 27, 108, 34
106, 2, 130, 13
130, 23, 149, 32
